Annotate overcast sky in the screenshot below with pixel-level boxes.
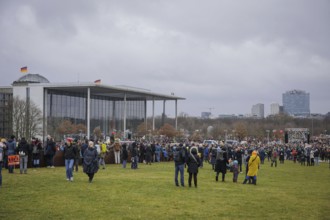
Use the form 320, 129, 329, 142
1, 0, 329, 117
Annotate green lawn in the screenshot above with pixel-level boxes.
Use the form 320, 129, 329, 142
0, 160, 329, 220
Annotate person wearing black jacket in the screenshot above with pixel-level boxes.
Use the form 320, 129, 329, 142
83, 141, 99, 183
187, 147, 201, 188
174, 144, 185, 187
17, 137, 31, 174
63, 138, 77, 182
121, 143, 128, 168
234, 148, 243, 173
214, 147, 229, 182
45, 135, 56, 168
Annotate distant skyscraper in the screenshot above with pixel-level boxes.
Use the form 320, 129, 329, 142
270, 103, 280, 115
201, 112, 211, 119
251, 103, 264, 118
282, 90, 310, 117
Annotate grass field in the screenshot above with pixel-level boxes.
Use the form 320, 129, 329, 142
0, 160, 329, 220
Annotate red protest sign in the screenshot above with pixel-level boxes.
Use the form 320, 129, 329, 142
8, 155, 20, 165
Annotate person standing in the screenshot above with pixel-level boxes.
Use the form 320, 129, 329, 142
271, 148, 278, 167
80, 140, 88, 164
186, 147, 200, 188
63, 138, 77, 181
121, 143, 128, 168
45, 135, 56, 168
0, 141, 4, 187
279, 148, 285, 164
155, 143, 161, 162
99, 141, 107, 169
243, 150, 261, 185
17, 137, 30, 174
74, 140, 81, 172
113, 140, 121, 164
83, 141, 99, 183
131, 142, 138, 169
314, 147, 320, 166
232, 160, 239, 183
145, 144, 152, 165
6, 135, 16, 173
174, 144, 185, 187
31, 138, 42, 168
214, 147, 229, 182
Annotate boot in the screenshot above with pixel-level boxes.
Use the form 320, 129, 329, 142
242, 179, 248, 184
252, 178, 257, 185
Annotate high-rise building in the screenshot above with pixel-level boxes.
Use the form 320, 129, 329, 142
282, 90, 310, 117
201, 112, 211, 119
270, 103, 280, 115
251, 103, 264, 118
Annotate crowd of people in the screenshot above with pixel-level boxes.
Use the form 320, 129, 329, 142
0, 134, 329, 188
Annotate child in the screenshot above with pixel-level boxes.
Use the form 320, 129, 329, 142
232, 160, 239, 183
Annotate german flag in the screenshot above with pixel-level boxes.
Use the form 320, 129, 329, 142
20, 66, 28, 73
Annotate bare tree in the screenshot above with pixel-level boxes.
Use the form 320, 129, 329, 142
12, 96, 42, 140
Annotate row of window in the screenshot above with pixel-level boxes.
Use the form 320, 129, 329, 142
47, 90, 145, 135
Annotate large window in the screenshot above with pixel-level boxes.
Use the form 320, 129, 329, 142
47, 90, 145, 138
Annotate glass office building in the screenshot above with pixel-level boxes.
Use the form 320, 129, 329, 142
46, 89, 145, 137
2, 74, 184, 140
282, 90, 310, 117
0, 87, 13, 138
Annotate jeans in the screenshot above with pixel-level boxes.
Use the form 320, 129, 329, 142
46, 154, 54, 167
175, 164, 184, 186
156, 152, 160, 162
33, 159, 40, 167
114, 151, 121, 164
20, 155, 28, 174
65, 159, 74, 179
122, 160, 127, 168
315, 157, 319, 166
99, 157, 105, 168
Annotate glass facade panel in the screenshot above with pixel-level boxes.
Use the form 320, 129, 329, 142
47, 90, 145, 139
283, 90, 310, 117
0, 89, 13, 138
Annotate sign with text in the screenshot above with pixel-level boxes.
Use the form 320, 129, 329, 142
8, 155, 20, 165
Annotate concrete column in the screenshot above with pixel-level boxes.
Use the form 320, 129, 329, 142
87, 88, 91, 139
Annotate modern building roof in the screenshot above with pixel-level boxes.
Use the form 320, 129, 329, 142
11, 74, 185, 101
43, 83, 185, 101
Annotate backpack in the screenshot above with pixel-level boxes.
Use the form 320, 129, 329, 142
101, 143, 107, 153
174, 149, 182, 162
32, 145, 39, 154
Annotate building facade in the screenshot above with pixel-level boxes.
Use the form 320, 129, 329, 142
0, 87, 13, 138
1, 74, 184, 141
251, 103, 264, 118
270, 103, 280, 115
282, 90, 310, 117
